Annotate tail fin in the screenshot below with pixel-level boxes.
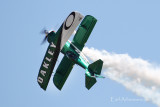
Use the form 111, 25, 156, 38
85, 59, 103, 90
88, 59, 103, 75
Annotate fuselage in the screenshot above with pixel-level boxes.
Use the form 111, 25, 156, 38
61, 41, 89, 69
62, 41, 94, 77
47, 31, 93, 77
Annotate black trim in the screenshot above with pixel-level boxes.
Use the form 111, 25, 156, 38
64, 12, 75, 30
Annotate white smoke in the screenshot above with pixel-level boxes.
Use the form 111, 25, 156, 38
83, 47, 160, 106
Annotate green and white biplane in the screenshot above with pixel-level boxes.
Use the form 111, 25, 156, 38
37, 11, 104, 91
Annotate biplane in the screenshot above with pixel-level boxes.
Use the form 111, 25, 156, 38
37, 11, 104, 91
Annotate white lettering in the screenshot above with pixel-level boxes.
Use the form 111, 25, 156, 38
43, 61, 49, 69
40, 70, 46, 77
45, 57, 52, 62
38, 77, 43, 84
50, 42, 56, 48
48, 49, 54, 56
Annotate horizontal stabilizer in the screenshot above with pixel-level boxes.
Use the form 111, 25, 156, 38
85, 74, 97, 90
88, 59, 103, 75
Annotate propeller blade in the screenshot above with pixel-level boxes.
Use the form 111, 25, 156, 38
40, 27, 49, 45
41, 36, 48, 45
40, 28, 49, 35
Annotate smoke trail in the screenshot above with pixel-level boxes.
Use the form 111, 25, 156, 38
83, 47, 160, 106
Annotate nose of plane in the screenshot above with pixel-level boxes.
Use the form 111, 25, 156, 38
47, 31, 56, 43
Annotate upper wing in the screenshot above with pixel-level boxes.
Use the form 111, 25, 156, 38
37, 11, 83, 90
59, 11, 84, 50
53, 56, 75, 90
37, 35, 61, 90
71, 15, 97, 51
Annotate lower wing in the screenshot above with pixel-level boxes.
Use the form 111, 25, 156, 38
53, 56, 75, 90
71, 15, 97, 51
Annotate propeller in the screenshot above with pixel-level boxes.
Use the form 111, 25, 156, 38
40, 25, 58, 45
40, 28, 49, 45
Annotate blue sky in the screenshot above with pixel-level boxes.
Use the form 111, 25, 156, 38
1, 0, 160, 107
